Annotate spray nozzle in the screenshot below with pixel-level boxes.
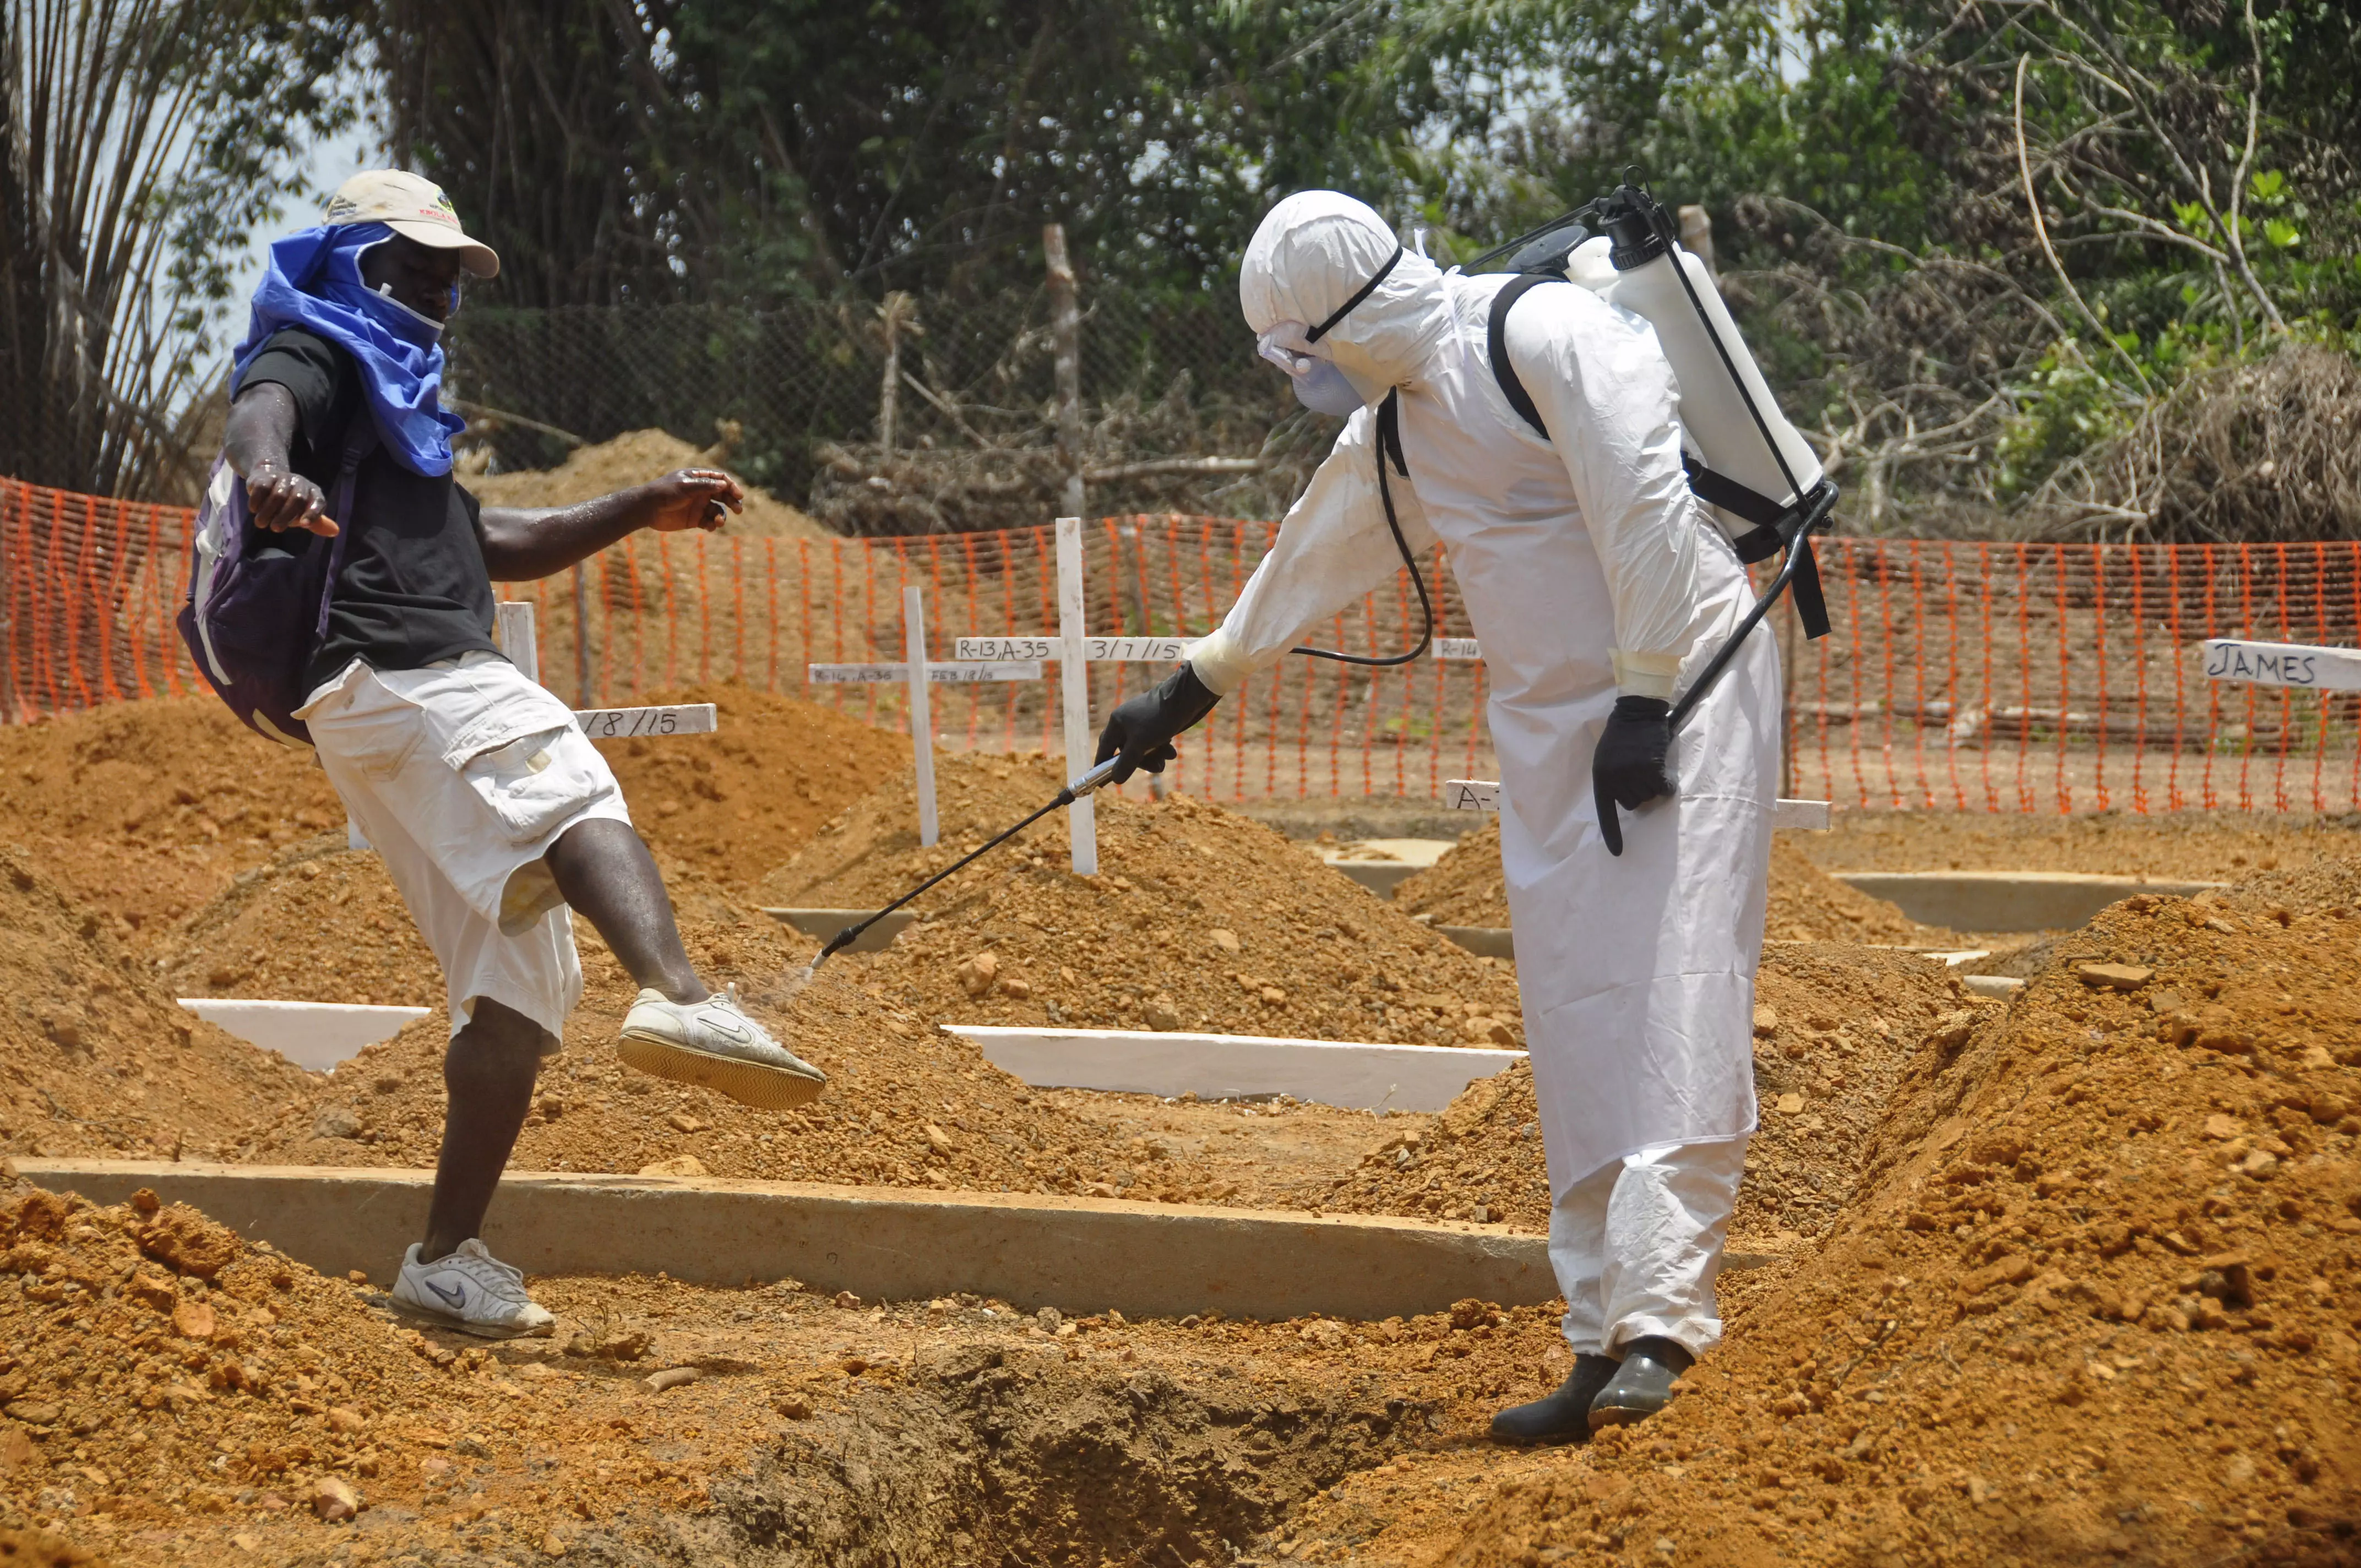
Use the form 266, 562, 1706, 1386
1594, 179, 1675, 273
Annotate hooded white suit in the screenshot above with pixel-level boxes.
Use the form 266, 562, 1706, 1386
1192, 193, 1779, 1357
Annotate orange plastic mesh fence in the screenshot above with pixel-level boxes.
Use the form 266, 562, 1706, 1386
6, 477, 2358, 812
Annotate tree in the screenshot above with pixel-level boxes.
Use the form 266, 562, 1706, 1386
1, 0, 355, 496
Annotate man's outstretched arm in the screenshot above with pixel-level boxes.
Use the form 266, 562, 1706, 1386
476, 469, 744, 581
223, 383, 339, 536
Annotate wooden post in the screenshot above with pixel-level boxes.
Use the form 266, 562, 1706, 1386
1043, 225, 1086, 520
1678, 205, 1718, 281
1056, 516, 1097, 874
494, 601, 540, 684
572, 564, 594, 706
903, 584, 939, 847
878, 292, 916, 453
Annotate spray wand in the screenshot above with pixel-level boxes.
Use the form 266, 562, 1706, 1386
786, 756, 1127, 990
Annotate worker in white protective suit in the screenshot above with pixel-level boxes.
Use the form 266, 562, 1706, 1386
1094, 192, 1780, 1441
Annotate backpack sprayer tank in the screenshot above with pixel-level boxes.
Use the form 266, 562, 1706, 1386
1590, 186, 1826, 545
1471, 176, 1839, 724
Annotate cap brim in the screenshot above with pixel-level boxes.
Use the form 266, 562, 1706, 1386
385, 219, 501, 279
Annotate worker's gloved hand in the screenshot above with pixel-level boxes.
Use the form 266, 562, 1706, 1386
1591, 695, 1675, 857
1094, 665, 1222, 784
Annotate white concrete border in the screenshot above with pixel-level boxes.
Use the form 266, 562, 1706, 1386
176, 999, 429, 1074
1831, 870, 2225, 932
20, 1161, 1557, 1320
946, 1025, 1524, 1113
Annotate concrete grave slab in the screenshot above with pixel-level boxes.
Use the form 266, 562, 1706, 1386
19, 1160, 1560, 1323
947, 1025, 1523, 1113
177, 999, 431, 1074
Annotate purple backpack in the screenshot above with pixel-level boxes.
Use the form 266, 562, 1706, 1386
177, 421, 377, 747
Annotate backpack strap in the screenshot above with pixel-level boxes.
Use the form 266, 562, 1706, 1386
1487, 274, 1563, 440
312, 417, 379, 642
1487, 274, 1830, 640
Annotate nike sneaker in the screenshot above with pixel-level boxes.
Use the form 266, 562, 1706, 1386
617, 983, 828, 1110
389, 1239, 556, 1339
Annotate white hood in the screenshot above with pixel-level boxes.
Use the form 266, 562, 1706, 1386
1238, 191, 1455, 392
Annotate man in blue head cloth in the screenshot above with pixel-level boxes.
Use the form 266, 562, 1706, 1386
222, 171, 828, 1337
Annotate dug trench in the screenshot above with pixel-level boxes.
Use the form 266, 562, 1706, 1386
0, 1173, 1566, 1566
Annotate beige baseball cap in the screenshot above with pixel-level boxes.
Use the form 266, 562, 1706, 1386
323, 170, 500, 278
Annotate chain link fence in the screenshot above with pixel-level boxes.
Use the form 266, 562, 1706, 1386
443, 283, 1323, 533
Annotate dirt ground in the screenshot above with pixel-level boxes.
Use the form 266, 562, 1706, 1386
0, 680, 899, 946
0, 851, 314, 1163
1393, 819, 1961, 947
228, 900, 1425, 1217
1315, 855, 2361, 1568
0, 700, 338, 940
466, 428, 834, 541
0, 1172, 1595, 1568
592, 682, 911, 892
768, 753, 1527, 1046
10, 680, 2361, 1565
1315, 944, 1977, 1243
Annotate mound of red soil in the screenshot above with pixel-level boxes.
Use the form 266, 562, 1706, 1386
1316, 945, 1972, 1237
1394, 819, 1949, 946
1800, 808, 2361, 880
766, 754, 1524, 1045
0, 699, 338, 938
0, 852, 312, 1161
1398, 854, 2361, 1567
0, 1180, 495, 1540
592, 680, 909, 891
156, 838, 443, 1006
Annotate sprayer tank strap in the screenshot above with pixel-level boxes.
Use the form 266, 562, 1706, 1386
1483, 273, 1830, 640
1305, 244, 1405, 344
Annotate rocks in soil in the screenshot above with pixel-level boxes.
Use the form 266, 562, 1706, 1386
768, 753, 1522, 1043
1394, 819, 1957, 947
1400, 854, 2361, 1568
0, 851, 314, 1161
0, 1179, 508, 1541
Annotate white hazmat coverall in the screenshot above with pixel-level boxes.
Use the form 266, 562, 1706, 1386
1190, 193, 1778, 1359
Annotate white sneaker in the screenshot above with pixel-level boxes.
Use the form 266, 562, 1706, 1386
617, 983, 828, 1110
390, 1239, 557, 1339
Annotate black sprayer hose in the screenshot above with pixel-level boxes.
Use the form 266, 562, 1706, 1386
1668, 483, 1839, 732
810, 758, 1124, 967
1291, 392, 1436, 668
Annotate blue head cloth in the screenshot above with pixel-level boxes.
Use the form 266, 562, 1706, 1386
230, 222, 467, 477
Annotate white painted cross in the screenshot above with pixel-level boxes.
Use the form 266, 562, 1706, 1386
904, 584, 939, 848
350, 601, 721, 853
1443, 778, 1832, 831
1057, 515, 1098, 875
496, 600, 720, 735
2202, 638, 2361, 692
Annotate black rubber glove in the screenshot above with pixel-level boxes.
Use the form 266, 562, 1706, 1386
1094, 664, 1222, 784
1591, 694, 1675, 857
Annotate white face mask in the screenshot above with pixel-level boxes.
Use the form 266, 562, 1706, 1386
1257, 322, 1368, 416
